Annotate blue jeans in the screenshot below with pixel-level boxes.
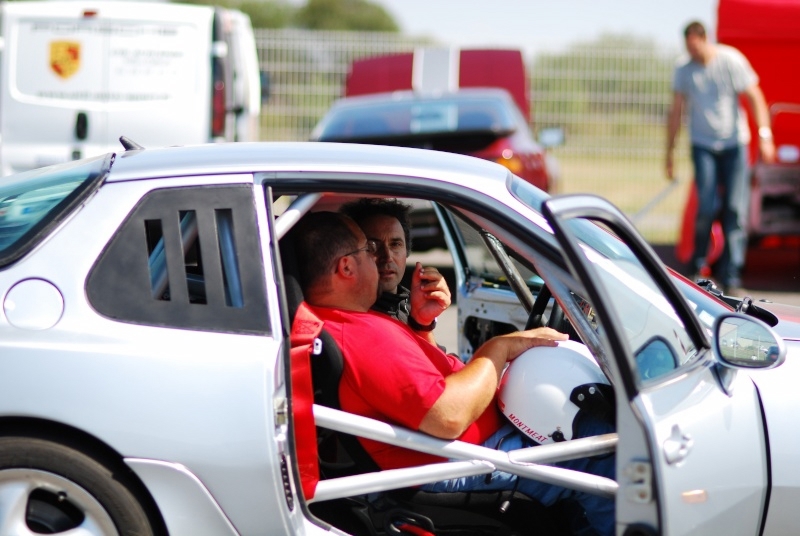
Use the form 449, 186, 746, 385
420, 420, 615, 535
691, 144, 749, 286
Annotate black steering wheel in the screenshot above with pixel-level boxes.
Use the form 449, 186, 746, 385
524, 284, 565, 331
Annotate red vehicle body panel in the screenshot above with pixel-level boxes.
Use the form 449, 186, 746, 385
457, 49, 530, 121
345, 54, 414, 97
718, 0, 800, 237
346, 49, 531, 121
718, 0, 800, 160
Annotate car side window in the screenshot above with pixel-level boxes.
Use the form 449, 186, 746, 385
452, 211, 544, 292
87, 185, 269, 334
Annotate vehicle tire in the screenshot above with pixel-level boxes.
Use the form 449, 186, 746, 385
0, 436, 155, 535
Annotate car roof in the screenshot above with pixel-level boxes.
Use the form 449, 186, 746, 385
106, 141, 511, 186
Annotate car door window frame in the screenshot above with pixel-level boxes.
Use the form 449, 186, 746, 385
541, 194, 711, 400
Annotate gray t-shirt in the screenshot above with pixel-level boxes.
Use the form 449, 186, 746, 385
672, 44, 758, 150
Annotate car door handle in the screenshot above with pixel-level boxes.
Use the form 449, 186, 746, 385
663, 424, 694, 465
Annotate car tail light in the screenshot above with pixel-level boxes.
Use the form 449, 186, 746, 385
212, 78, 226, 138
495, 150, 524, 175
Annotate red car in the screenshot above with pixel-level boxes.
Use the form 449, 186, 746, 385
311, 49, 561, 192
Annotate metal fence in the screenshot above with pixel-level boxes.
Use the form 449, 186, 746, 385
255, 29, 691, 243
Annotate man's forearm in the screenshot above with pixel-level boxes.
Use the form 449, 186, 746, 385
666, 92, 684, 153
666, 109, 681, 153
746, 84, 771, 130
418, 353, 505, 439
745, 84, 776, 163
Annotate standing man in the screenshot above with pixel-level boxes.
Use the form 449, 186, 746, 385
666, 21, 775, 293
340, 198, 450, 346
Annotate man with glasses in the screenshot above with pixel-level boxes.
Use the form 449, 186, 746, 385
340, 198, 450, 345
290, 211, 615, 535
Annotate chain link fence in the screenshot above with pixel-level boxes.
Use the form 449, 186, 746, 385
255, 29, 692, 243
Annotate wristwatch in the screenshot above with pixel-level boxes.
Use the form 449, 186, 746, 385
408, 316, 437, 332
758, 126, 773, 140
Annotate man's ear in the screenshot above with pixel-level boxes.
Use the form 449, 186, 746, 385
335, 255, 356, 278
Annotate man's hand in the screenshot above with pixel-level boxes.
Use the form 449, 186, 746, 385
759, 137, 776, 164
665, 151, 676, 181
481, 327, 569, 366
409, 261, 451, 326
419, 327, 568, 439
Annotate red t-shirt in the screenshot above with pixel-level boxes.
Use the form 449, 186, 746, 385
308, 304, 504, 470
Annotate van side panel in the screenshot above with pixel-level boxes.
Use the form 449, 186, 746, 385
224, 10, 262, 142
0, 1, 215, 176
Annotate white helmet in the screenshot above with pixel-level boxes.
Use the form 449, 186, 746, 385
497, 340, 612, 445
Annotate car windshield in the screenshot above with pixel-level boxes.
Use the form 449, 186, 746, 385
507, 174, 731, 324
509, 175, 736, 381
316, 94, 518, 140
0, 155, 109, 266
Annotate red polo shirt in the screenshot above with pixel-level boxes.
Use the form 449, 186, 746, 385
308, 304, 504, 470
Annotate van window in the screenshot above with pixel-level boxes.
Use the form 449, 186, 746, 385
0, 154, 109, 266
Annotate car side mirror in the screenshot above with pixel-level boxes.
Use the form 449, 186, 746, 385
713, 313, 785, 370
538, 127, 564, 149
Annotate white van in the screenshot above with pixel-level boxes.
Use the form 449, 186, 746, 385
0, 1, 263, 176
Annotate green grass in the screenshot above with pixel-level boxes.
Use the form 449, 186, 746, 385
554, 153, 694, 244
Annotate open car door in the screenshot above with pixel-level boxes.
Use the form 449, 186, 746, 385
541, 194, 770, 535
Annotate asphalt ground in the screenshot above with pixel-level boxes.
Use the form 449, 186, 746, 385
654, 242, 800, 306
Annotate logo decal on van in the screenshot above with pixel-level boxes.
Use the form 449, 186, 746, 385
49, 41, 81, 79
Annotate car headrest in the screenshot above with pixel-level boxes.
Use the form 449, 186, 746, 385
279, 234, 304, 322
280, 230, 381, 475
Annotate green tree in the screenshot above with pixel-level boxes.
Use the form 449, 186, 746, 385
294, 0, 399, 32
239, 0, 295, 29
176, 0, 295, 28
176, 0, 398, 31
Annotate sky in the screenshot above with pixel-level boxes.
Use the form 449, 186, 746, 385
371, 0, 719, 55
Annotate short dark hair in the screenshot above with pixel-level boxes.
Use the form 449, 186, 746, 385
684, 21, 706, 39
290, 211, 359, 291
340, 198, 412, 253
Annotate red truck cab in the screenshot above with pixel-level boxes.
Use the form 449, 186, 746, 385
718, 0, 800, 237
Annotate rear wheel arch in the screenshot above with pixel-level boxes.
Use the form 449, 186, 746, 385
0, 417, 168, 535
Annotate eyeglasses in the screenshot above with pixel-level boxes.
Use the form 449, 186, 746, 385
341, 239, 378, 258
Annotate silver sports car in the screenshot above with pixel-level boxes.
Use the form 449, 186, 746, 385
0, 141, 795, 535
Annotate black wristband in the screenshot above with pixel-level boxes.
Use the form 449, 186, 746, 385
408, 316, 437, 332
